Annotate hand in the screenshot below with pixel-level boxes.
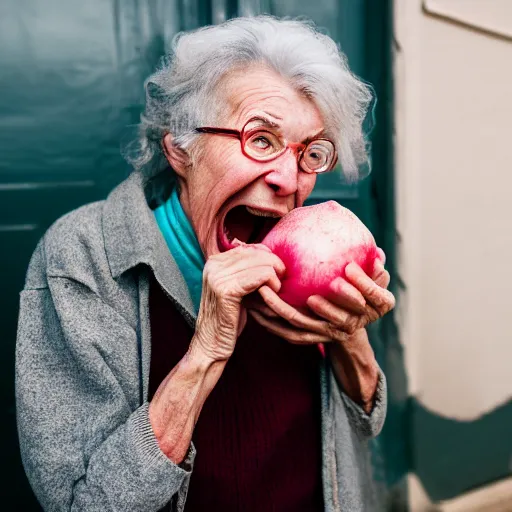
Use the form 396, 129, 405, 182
247, 250, 393, 411
247, 249, 395, 344
192, 241, 286, 363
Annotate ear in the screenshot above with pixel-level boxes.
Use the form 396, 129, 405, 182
162, 133, 191, 178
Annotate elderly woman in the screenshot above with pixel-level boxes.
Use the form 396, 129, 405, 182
16, 15, 394, 512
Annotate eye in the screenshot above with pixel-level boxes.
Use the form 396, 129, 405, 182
245, 130, 282, 157
308, 150, 322, 162
302, 140, 335, 172
305, 144, 328, 165
252, 136, 271, 150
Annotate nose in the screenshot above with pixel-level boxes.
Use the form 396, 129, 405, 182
264, 149, 299, 196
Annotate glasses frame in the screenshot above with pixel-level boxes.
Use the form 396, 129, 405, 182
195, 120, 338, 174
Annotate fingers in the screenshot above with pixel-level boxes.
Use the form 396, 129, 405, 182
226, 244, 286, 278
306, 295, 365, 335
264, 268, 282, 294
372, 258, 391, 289
258, 286, 325, 330
206, 245, 286, 287
248, 310, 332, 345
345, 262, 395, 315
376, 247, 386, 264
252, 302, 280, 318
244, 295, 280, 318
237, 266, 282, 296
258, 286, 351, 342
328, 277, 367, 314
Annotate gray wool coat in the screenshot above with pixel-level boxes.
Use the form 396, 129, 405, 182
15, 171, 387, 511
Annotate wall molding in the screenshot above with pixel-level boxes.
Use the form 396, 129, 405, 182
423, 0, 512, 43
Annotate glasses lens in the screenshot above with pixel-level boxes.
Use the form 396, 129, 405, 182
301, 140, 335, 173
243, 128, 284, 161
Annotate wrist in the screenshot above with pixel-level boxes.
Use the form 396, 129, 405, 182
186, 338, 216, 371
188, 332, 231, 369
149, 341, 226, 463
332, 327, 370, 353
187, 336, 228, 399
328, 329, 379, 410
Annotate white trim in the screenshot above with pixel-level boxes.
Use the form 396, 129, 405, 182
393, 0, 424, 396
423, 0, 512, 41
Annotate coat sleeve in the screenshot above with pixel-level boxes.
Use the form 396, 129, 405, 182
15, 239, 195, 511
336, 365, 387, 439
328, 355, 388, 440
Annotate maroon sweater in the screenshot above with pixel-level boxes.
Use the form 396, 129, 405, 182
148, 275, 325, 512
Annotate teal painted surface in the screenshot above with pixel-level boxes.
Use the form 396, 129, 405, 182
1, 1, 193, 508
1, 0, 401, 508
362, 1, 410, 499
412, 398, 512, 501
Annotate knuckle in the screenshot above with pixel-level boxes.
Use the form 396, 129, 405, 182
264, 266, 277, 279
331, 310, 352, 331
213, 282, 229, 298
369, 290, 387, 310
339, 319, 355, 335
289, 311, 303, 327
210, 277, 236, 299
203, 261, 221, 282
376, 292, 395, 316
203, 261, 213, 276
373, 267, 385, 282
368, 308, 380, 322
326, 322, 340, 339
347, 317, 360, 334
358, 314, 369, 329
260, 267, 276, 286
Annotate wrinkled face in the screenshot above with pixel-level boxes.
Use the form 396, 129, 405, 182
172, 66, 327, 258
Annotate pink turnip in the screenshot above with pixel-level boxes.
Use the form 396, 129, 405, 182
260, 201, 378, 311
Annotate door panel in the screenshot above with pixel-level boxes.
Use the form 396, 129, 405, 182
1, 0, 397, 507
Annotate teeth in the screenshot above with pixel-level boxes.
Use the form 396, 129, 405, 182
224, 224, 234, 241
246, 206, 281, 218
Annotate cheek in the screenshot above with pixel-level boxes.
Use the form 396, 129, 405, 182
208, 143, 248, 181
211, 151, 263, 195
188, 147, 238, 203
297, 174, 317, 205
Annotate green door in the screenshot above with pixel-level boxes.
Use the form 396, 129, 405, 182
1, 0, 398, 508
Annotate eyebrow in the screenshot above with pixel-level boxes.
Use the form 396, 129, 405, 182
304, 129, 329, 144
249, 114, 280, 129
249, 114, 328, 143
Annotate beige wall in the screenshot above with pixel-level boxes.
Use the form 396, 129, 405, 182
393, 0, 512, 508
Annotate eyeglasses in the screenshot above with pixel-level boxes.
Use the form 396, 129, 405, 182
195, 118, 338, 174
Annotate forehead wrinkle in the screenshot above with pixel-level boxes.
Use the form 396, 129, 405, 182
262, 110, 283, 121
223, 71, 326, 142
237, 105, 326, 143
231, 90, 292, 127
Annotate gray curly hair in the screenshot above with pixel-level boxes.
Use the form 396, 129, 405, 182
126, 15, 374, 199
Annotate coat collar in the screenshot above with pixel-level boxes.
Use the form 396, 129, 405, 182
102, 171, 197, 323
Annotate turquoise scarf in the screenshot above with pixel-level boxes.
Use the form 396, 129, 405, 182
153, 187, 205, 313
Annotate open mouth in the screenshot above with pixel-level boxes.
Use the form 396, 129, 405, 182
218, 205, 282, 252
